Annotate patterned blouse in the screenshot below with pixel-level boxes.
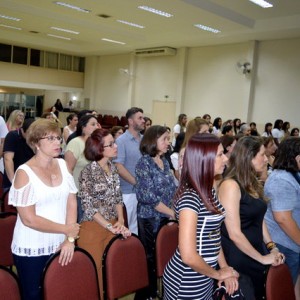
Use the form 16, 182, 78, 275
135, 154, 176, 219
79, 160, 123, 222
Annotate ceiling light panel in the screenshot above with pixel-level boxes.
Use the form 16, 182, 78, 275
138, 6, 173, 17
0, 15, 21, 21
47, 34, 71, 40
50, 26, 79, 34
102, 38, 126, 45
0, 24, 22, 30
117, 20, 144, 29
194, 24, 220, 33
53, 2, 91, 13
248, 0, 273, 8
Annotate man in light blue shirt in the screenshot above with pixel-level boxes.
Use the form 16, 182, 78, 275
115, 107, 145, 234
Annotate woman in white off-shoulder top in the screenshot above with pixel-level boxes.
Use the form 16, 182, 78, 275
9, 119, 80, 300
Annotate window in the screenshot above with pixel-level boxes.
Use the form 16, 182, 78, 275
59, 54, 72, 70
45, 51, 58, 69
0, 43, 12, 62
13, 46, 28, 65
73, 56, 85, 72
30, 49, 44, 67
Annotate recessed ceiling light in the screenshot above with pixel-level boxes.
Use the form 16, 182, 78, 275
0, 24, 22, 30
248, 0, 273, 8
117, 20, 144, 29
0, 14, 21, 21
138, 6, 173, 17
194, 24, 220, 33
53, 2, 91, 13
47, 34, 71, 40
51, 26, 79, 34
102, 38, 126, 45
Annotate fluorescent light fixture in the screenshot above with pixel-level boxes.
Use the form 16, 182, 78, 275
117, 20, 144, 29
138, 6, 173, 17
248, 0, 273, 8
0, 14, 21, 21
194, 24, 220, 33
0, 24, 22, 30
47, 34, 71, 40
101, 38, 126, 45
53, 2, 91, 13
51, 26, 79, 34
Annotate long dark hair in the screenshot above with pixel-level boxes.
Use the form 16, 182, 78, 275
176, 133, 220, 213
264, 122, 272, 135
233, 118, 241, 135
223, 136, 264, 199
76, 115, 97, 136
273, 137, 300, 172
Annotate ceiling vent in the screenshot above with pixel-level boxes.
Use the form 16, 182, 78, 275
134, 47, 176, 57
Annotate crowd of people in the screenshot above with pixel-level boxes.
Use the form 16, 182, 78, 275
1, 106, 299, 300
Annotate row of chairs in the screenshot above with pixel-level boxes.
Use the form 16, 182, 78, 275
0, 210, 296, 300
0, 213, 178, 300
97, 114, 128, 129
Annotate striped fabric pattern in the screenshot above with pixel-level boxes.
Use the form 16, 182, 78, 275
163, 189, 225, 300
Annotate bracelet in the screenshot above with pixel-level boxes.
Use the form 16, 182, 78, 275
266, 241, 277, 251
106, 223, 113, 231
270, 247, 279, 252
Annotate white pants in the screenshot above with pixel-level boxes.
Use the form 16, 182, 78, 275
122, 193, 138, 235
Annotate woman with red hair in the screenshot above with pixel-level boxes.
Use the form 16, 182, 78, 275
78, 128, 130, 299
163, 133, 239, 299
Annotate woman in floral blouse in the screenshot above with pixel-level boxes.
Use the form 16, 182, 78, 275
135, 125, 176, 299
77, 128, 130, 300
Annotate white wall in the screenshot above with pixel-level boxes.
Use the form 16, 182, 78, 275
83, 38, 300, 131
183, 43, 252, 121
252, 38, 300, 129
1, 38, 300, 131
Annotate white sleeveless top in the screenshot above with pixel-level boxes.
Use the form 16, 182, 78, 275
9, 159, 77, 257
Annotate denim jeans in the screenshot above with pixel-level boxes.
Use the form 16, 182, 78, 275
277, 243, 300, 284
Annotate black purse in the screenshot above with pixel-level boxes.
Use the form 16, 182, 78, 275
213, 285, 245, 300
213, 274, 255, 300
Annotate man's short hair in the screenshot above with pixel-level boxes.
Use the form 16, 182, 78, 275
125, 107, 143, 120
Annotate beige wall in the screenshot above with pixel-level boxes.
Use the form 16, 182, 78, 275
0, 62, 84, 111
1, 38, 300, 131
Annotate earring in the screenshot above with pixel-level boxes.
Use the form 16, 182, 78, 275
36, 146, 40, 151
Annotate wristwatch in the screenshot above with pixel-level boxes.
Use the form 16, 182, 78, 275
106, 223, 113, 230
67, 236, 75, 243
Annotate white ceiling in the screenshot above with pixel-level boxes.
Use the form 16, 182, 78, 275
1, 0, 300, 56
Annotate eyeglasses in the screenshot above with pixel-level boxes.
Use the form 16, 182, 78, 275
103, 141, 116, 148
40, 136, 63, 143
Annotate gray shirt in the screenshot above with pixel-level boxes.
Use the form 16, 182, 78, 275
114, 130, 142, 194
264, 170, 300, 253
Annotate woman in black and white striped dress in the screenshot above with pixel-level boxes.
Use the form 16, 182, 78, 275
163, 133, 239, 300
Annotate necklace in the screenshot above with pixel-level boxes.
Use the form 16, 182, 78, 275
98, 160, 111, 175
34, 156, 58, 182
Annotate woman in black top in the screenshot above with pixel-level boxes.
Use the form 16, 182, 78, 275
218, 136, 285, 299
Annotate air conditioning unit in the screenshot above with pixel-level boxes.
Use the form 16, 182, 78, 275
134, 47, 177, 57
